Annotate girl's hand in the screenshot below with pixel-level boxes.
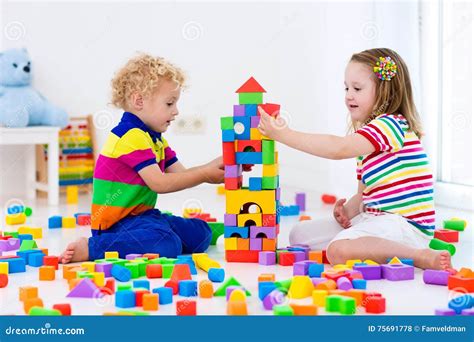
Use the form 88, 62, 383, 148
257, 107, 289, 141
333, 198, 352, 229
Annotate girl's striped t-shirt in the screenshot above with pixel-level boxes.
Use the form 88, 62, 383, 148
91, 112, 178, 230
355, 113, 435, 233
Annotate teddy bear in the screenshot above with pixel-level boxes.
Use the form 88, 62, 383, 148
0, 48, 68, 128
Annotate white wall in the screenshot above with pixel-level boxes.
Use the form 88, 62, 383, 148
0, 0, 421, 202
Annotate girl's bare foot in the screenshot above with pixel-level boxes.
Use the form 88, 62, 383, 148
416, 249, 452, 270
60, 237, 89, 264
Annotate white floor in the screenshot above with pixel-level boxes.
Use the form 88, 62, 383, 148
0, 185, 472, 315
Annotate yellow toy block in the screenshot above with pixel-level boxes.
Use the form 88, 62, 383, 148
228, 289, 246, 302
236, 238, 250, 250
258, 274, 275, 282
346, 259, 362, 268
363, 259, 379, 265
0, 262, 8, 274
226, 189, 276, 215
333, 264, 351, 271
66, 186, 79, 204
105, 251, 119, 259
288, 276, 314, 299
263, 164, 279, 177
250, 128, 263, 140
62, 217, 76, 228
237, 213, 262, 227
5, 213, 26, 225
216, 185, 226, 195
19, 286, 38, 301
92, 272, 105, 287
183, 208, 201, 218
18, 226, 43, 239
312, 289, 328, 307
192, 253, 221, 272
224, 238, 238, 250
81, 262, 96, 273
388, 257, 402, 264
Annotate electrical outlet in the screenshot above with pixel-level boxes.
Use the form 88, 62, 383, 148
172, 115, 206, 134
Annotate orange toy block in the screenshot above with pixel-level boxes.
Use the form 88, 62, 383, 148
343, 289, 366, 306
258, 274, 275, 282
143, 293, 159, 311
63, 265, 80, 280
290, 303, 318, 315
0, 274, 8, 288
39, 266, 55, 281
448, 275, 474, 292
199, 280, 214, 298
262, 238, 276, 251
315, 279, 337, 291
68, 278, 82, 291
143, 253, 159, 260
146, 264, 162, 278
19, 286, 38, 301
24, 297, 43, 314
237, 238, 250, 250
299, 215, 312, 221
308, 251, 323, 263
53, 303, 71, 316
227, 301, 248, 315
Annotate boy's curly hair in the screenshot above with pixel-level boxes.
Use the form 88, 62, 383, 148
111, 53, 186, 109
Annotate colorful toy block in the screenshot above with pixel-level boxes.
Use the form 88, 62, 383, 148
352, 264, 382, 280
24, 297, 43, 314
39, 266, 55, 281
288, 276, 313, 299
365, 296, 386, 313
176, 300, 196, 316
258, 251, 276, 265
179, 280, 198, 297
19, 286, 38, 301
199, 280, 214, 298
278, 252, 295, 266
0, 262, 8, 274
2, 257, 26, 273
66, 185, 79, 204
214, 276, 251, 297
62, 216, 76, 228
429, 238, 456, 255
227, 301, 248, 315
263, 289, 286, 310
52, 303, 71, 316
337, 277, 353, 290
423, 269, 450, 285
208, 268, 225, 282
0, 273, 8, 288
115, 290, 136, 308
67, 278, 103, 298
77, 214, 91, 226
48, 216, 62, 229
146, 264, 162, 278
43, 256, 59, 270
434, 229, 459, 243
448, 274, 474, 293
152, 287, 173, 304
142, 293, 159, 311
5, 213, 26, 225
28, 253, 45, 267
111, 265, 131, 282
443, 219, 466, 231
448, 294, 473, 314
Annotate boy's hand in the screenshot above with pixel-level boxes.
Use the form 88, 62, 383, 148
257, 107, 289, 141
333, 198, 351, 229
202, 157, 224, 184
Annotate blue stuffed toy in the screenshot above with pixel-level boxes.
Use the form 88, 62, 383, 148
0, 48, 68, 128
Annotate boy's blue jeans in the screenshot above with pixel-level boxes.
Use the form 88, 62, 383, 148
88, 209, 212, 260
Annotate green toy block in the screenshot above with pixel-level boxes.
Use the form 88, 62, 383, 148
124, 263, 140, 279
77, 271, 94, 279
29, 307, 61, 316
117, 310, 150, 316
24, 207, 33, 217
274, 279, 292, 292
220, 117, 234, 130
339, 297, 356, 315
4, 231, 19, 238
209, 222, 224, 246
214, 276, 251, 297
19, 239, 38, 251
443, 219, 466, 231
131, 260, 148, 277
262, 176, 278, 189
325, 295, 344, 313
102, 258, 127, 267
238, 92, 263, 105
429, 238, 456, 256
262, 140, 275, 164
273, 305, 294, 316
162, 264, 174, 279
117, 284, 132, 291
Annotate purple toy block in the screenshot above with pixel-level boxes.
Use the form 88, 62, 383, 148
293, 260, 315, 276
461, 308, 474, 315
423, 269, 449, 286
95, 262, 113, 277
224, 214, 237, 227
224, 165, 242, 178
250, 238, 262, 251
67, 278, 104, 298
276, 187, 281, 201
336, 276, 353, 291
295, 193, 306, 211
288, 244, 310, 260
233, 104, 245, 116
352, 265, 382, 280
263, 289, 286, 310
250, 116, 260, 128
225, 286, 242, 301
292, 251, 305, 262
311, 277, 326, 287
125, 254, 142, 260
381, 264, 414, 281
250, 226, 276, 239
435, 308, 456, 316
258, 251, 276, 265
0, 238, 20, 251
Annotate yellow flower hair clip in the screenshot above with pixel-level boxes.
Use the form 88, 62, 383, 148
373, 56, 397, 81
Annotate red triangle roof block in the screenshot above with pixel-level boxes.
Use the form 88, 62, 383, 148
235, 77, 266, 93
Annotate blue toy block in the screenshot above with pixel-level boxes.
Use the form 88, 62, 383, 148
308, 263, 324, 278
48, 216, 62, 229
3, 257, 26, 273
280, 205, 300, 216
222, 129, 235, 142
352, 279, 367, 289
133, 280, 150, 290
115, 290, 136, 308
16, 250, 42, 262
236, 152, 262, 164
28, 252, 45, 267
249, 177, 262, 191
208, 268, 225, 283
152, 287, 173, 304
224, 226, 249, 239
448, 294, 474, 314
111, 265, 131, 282
18, 234, 33, 243
258, 281, 277, 301
233, 116, 251, 140
7, 205, 24, 214
178, 280, 198, 297
245, 104, 257, 116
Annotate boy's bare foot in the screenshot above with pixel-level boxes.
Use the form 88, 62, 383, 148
60, 237, 89, 264
416, 249, 452, 270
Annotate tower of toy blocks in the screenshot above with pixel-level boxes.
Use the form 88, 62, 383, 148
221, 77, 281, 263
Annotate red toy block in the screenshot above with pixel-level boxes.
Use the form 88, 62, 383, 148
77, 214, 91, 226
43, 256, 59, 270
324, 270, 352, 282
225, 176, 242, 190
53, 303, 71, 316
143, 253, 159, 260
236, 77, 266, 93
236, 140, 262, 153
278, 252, 295, 266
146, 264, 162, 278
104, 279, 115, 294
0, 274, 8, 288
365, 296, 386, 314
258, 103, 280, 117
164, 280, 179, 295
135, 290, 150, 307
448, 275, 474, 292
321, 194, 337, 204
223, 142, 236, 165
225, 250, 259, 263
434, 229, 459, 243
170, 264, 192, 282
176, 300, 197, 316
362, 292, 382, 307
322, 250, 330, 264
262, 214, 276, 227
